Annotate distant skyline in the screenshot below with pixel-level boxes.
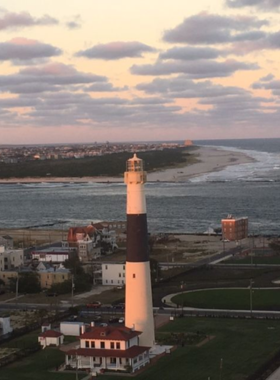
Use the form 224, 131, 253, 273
1, 0, 280, 144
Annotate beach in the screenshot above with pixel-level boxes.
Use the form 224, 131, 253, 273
0, 146, 255, 184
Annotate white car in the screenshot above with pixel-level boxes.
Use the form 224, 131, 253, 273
118, 317, 124, 324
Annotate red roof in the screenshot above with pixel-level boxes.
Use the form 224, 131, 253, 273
39, 330, 63, 338
66, 345, 150, 359
80, 326, 141, 341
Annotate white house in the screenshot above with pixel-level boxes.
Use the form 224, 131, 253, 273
0, 249, 24, 271
102, 263, 125, 286
38, 330, 64, 347
64, 326, 150, 374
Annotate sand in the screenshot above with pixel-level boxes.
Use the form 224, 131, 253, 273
0, 146, 255, 184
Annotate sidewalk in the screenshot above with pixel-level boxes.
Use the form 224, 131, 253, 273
267, 367, 280, 379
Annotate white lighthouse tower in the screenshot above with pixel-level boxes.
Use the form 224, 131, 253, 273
124, 154, 155, 347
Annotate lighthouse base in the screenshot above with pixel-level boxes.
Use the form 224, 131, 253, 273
125, 261, 155, 347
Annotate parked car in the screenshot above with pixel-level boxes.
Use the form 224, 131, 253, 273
118, 317, 125, 324
100, 323, 108, 327
113, 303, 125, 310
86, 301, 101, 308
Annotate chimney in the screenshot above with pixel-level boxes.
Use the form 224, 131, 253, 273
81, 325, 86, 334
91, 322, 95, 327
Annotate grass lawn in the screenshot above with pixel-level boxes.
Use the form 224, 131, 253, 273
102, 318, 280, 380
2, 318, 280, 380
227, 256, 280, 265
172, 288, 280, 310
0, 348, 83, 380
2, 330, 39, 349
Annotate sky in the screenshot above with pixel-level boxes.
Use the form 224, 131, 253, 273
1, 0, 280, 144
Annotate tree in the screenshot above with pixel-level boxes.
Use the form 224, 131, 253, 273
269, 241, 280, 255
150, 258, 161, 284
64, 256, 84, 275
10, 272, 41, 294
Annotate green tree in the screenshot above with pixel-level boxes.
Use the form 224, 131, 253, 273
10, 272, 41, 294
150, 258, 161, 284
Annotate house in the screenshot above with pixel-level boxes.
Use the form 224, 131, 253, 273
102, 263, 125, 286
0, 236, 13, 250
38, 267, 71, 289
64, 326, 150, 374
31, 247, 75, 263
0, 249, 24, 271
38, 330, 64, 347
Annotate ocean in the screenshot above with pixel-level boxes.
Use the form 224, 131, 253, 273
0, 138, 280, 235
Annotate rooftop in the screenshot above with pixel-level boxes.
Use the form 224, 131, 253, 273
81, 326, 141, 341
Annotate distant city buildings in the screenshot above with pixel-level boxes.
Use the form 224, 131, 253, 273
221, 215, 248, 241
0, 141, 185, 164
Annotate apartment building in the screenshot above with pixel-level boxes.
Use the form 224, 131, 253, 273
222, 215, 248, 241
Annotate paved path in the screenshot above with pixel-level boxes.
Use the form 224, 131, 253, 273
267, 367, 280, 379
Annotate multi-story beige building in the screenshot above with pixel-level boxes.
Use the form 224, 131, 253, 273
38, 267, 71, 289
222, 215, 248, 241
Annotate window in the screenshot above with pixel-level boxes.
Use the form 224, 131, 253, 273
106, 280, 108, 284
139, 355, 143, 361
119, 273, 121, 277
91, 341, 95, 348
133, 358, 137, 364
85, 341, 90, 348
123, 265, 125, 270
133, 274, 136, 278
100, 342, 105, 349
105, 265, 108, 270
110, 342, 115, 349
111, 280, 113, 284
116, 342, 120, 349
120, 358, 122, 364
110, 358, 116, 364
123, 273, 125, 277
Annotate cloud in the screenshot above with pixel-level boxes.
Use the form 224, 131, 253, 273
0, 38, 62, 64
159, 46, 225, 60
84, 83, 128, 92
76, 41, 156, 60
137, 76, 246, 98
0, 62, 107, 94
226, 0, 280, 10
228, 31, 280, 54
0, 9, 58, 31
66, 15, 82, 30
131, 59, 259, 78
260, 74, 275, 81
163, 12, 268, 44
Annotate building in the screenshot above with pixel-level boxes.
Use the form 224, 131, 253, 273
60, 321, 86, 337
124, 154, 155, 347
0, 316, 13, 335
0, 248, 24, 271
0, 236, 13, 250
31, 247, 74, 263
38, 267, 71, 289
38, 330, 64, 347
64, 326, 150, 374
77, 239, 101, 262
222, 215, 249, 241
102, 263, 125, 286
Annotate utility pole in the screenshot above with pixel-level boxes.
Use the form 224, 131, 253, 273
71, 274, 75, 308
15, 274, 19, 303
219, 358, 223, 380
250, 279, 254, 316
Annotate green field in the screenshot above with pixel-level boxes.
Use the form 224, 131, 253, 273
102, 318, 280, 380
2, 318, 280, 380
172, 288, 280, 310
227, 256, 280, 265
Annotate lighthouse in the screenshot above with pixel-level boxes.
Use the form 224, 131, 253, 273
124, 154, 155, 347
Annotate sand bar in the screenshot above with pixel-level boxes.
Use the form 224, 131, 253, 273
0, 146, 255, 184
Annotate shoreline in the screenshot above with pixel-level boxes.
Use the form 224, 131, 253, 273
0, 146, 255, 184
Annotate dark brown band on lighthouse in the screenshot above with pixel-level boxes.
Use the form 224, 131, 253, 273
126, 214, 149, 262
